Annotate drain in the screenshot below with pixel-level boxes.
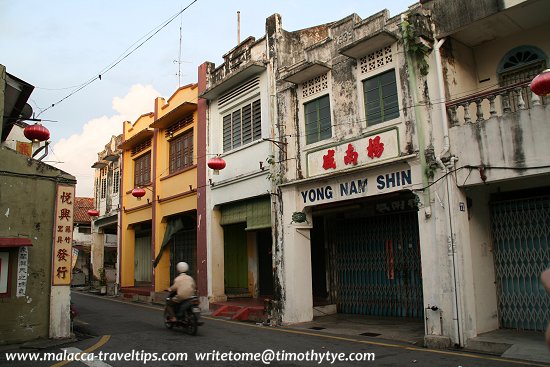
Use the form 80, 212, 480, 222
360, 332, 381, 337
309, 326, 326, 330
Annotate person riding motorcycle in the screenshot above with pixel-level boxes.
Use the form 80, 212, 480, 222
166, 261, 196, 322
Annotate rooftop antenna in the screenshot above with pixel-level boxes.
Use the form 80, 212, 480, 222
237, 11, 241, 44
174, 8, 185, 87
178, 11, 184, 87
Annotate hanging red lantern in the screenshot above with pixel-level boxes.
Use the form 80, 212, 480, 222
530, 69, 550, 96
207, 156, 226, 175
23, 123, 50, 142
131, 187, 146, 198
87, 209, 100, 217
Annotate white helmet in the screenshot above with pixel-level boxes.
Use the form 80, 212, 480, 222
176, 262, 189, 273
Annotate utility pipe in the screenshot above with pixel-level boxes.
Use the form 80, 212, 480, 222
433, 30, 463, 347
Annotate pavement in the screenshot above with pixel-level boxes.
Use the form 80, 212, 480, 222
289, 313, 550, 365
3, 289, 550, 366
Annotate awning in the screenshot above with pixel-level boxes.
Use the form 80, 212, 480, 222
200, 61, 265, 100
339, 30, 397, 59
281, 61, 331, 85
118, 128, 154, 150
153, 217, 185, 267
0, 237, 32, 248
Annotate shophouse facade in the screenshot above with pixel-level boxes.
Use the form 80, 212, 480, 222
270, 9, 426, 329
119, 84, 199, 296
72, 197, 93, 286
90, 135, 122, 289
199, 34, 276, 305
263, 0, 550, 349
426, 0, 550, 347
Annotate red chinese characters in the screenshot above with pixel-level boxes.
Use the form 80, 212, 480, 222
367, 135, 384, 159
322, 149, 337, 170
344, 144, 358, 165
52, 185, 74, 286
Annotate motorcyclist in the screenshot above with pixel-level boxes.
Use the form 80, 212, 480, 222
166, 261, 196, 322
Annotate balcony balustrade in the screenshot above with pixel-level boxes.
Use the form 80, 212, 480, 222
446, 81, 547, 127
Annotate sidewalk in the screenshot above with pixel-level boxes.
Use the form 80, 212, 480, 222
289, 314, 550, 365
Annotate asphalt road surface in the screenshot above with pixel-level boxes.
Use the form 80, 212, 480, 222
0, 291, 546, 367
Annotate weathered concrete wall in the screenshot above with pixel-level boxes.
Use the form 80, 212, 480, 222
427, 0, 500, 37
450, 104, 550, 186
0, 146, 75, 344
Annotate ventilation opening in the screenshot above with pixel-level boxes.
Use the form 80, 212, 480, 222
218, 77, 260, 108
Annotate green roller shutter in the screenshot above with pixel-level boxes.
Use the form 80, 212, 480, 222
220, 197, 271, 230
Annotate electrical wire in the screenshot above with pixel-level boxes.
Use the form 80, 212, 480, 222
36, 0, 199, 117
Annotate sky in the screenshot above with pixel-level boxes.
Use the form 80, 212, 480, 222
1, 0, 413, 197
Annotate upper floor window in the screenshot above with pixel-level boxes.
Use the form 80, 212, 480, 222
305, 95, 332, 145
498, 46, 547, 111
223, 99, 261, 152
113, 170, 120, 194
101, 178, 107, 199
363, 69, 399, 126
169, 129, 194, 174
134, 152, 151, 187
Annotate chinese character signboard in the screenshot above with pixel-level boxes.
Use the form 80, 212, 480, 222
307, 129, 399, 177
16, 247, 29, 297
52, 185, 74, 286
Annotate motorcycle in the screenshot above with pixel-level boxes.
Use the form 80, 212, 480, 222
163, 293, 203, 336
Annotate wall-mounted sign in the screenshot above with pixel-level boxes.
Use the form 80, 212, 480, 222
307, 129, 399, 177
16, 247, 28, 297
299, 165, 414, 207
52, 185, 74, 286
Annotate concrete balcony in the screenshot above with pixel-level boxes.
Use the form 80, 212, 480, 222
447, 83, 550, 186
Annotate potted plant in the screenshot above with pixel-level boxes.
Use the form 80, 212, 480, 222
99, 268, 107, 295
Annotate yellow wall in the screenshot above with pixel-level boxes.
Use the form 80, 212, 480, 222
120, 112, 154, 288
153, 84, 199, 291
120, 84, 198, 292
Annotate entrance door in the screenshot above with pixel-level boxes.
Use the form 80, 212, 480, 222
327, 210, 423, 318
311, 216, 328, 304
134, 234, 151, 283
170, 229, 197, 281
257, 230, 273, 296
224, 223, 248, 295
491, 195, 550, 331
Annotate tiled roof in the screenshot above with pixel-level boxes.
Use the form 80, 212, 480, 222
74, 197, 94, 224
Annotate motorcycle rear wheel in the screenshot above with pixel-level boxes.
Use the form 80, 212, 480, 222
186, 312, 198, 336
164, 309, 174, 329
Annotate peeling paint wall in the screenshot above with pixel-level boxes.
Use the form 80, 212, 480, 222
0, 146, 75, 344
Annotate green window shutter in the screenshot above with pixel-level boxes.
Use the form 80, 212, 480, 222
252, 99, 262, 141
305, 95, 331, 145
232, 110, 241, 149
242, 104, 252, 144
223, 114, 232, 152
364, 69, 399, 126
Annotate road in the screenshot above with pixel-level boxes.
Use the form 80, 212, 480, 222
0, 291, 546, 367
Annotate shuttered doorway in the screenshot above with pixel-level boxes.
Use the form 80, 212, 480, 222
327, 210, 423, 318
134, 234, 151, 283
491, 194, 550, 331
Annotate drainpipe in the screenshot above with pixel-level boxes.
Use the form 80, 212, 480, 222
433, 30, 463, 347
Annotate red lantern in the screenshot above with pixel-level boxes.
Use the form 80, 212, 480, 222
530, 69, 550, 96
207, 156, 226, 175
24, 123, 50, 142
131, 187, 146, 198
87, 209, 100, 217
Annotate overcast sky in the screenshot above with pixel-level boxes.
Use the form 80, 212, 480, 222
1, 0, 413, 197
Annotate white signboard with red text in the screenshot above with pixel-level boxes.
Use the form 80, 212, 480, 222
306, 129, 400, 177
52, 185, 74, 286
